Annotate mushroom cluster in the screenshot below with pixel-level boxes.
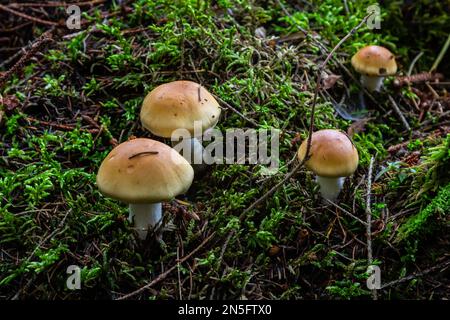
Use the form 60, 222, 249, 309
96, 80, 221, 241
95, 41, 394, 240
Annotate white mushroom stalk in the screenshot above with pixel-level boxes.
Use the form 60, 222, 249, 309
360, 75, 384, 92
172, 137, 204, 165
128, 203, 162, 240
315, 176, 345, 201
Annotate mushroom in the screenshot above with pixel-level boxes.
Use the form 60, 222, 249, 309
140, 80, 221, 166
351, 45, 397, 92
96, 138, 194, 239
297, 129, 359, 201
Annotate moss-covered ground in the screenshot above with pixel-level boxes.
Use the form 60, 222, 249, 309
0, 0, 449, 299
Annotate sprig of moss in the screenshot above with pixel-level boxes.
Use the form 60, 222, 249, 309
396, 183, 450, 243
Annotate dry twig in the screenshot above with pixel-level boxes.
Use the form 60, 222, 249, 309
393, 72, 444, 87
26, 117, 99, 134
388, 94, 411, 131
0, 4, 61, 26
381, 260, 450, 289
366, 156, 377, 300
0, 30, 54, 88
8, 0, 106, 7
214, 95, 259, 127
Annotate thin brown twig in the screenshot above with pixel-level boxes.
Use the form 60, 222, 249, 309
325, 198, 368, 226
121, 26, 149, 35
0, 26, 52, 68
380, 259, 450, 289
0, 30, 54, 88
0, 47, 23, 52
116, 232, 216, 300
128, 151, 159, 160
320, 15, 372, 70
80, 114, 101, 129
388, 94, 411, 131
241, 161, 304, 217
393, 72, 444, 87
0, 47, 27, 69
26, 117, 99, 134
218, 229, 234, 266
8, 0, 106, 7
0, 21, 32, 33
366, 156, 377, 300
214, 95, 259, 127
0, 4, 61, 26
177, 246, 182, 300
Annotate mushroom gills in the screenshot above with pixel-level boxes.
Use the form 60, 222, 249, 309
315, 176, 345, 201
128, 202, 162, 240
360, 75, 384, 92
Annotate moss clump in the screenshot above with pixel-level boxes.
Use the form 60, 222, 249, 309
396, 183, 450, 243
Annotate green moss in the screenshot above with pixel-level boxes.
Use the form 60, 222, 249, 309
396, 183, 450, 243
0, 0, 448, 300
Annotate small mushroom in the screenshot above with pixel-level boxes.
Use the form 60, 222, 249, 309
140, 80, 221, 167
351, 45, 397, 92
297, 129, 359, 201
96, 138, 194, 239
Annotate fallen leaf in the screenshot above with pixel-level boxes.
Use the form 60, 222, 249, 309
347, 118, 371, 137
268, 31, 306, 48
0, 95, 20, 111
321, 74, 341, 90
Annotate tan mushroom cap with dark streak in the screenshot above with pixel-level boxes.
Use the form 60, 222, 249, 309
297, 129, 359, 178
351, 45, 397, 77
96, 138, 194, 204
140, 80, 222, 138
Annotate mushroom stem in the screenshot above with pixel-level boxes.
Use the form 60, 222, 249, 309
360, 75, 384, 92
128, 203, 162, 240
172, 137, 204, 165
316, 176, 345, 201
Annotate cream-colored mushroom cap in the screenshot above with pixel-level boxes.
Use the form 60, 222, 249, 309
351, 45, 397, 76
96, 138, 194, 203
297, 129, 359, 178
140, 80, 221, 138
